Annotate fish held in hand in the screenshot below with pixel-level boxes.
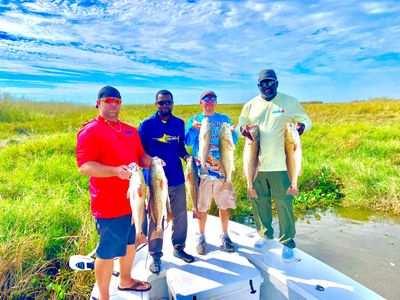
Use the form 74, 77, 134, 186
149, 156, 169, 241
284, 123, 302, 196
185, 156, 200, 219
243, 125, 260, 198
127, 162, 147, 245
219, 122, 235, 191
198, 117, 211, 177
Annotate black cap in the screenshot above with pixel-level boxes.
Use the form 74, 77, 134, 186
96, 86, 121, 108
258, 69, 277, 83
98, 85, 121, 99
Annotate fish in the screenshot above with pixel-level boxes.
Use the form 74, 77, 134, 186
284, 123, 302, 196
198, 117, 211, 176
243, 125, 260, 198
219, 122, 235, 191
185, 156, 200, 219
127, 162, 147, 245
148, 156, 169, 240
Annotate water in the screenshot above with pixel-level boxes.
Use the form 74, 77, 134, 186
238, 207, 400, 299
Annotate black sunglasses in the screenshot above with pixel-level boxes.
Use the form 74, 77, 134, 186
156, 100, 173, 106
259, 80, 277, 88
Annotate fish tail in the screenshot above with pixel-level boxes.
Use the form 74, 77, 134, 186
219, 181, 232, 192
150, 228, 164, 241
247, 187, 258, 199
286, 186, 299, 196
135, 232, 148, 245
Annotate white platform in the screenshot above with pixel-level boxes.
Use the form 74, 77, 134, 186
90, 212, 384, 300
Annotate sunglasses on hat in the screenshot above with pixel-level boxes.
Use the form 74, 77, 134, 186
156, 100, 173, 106
202, 96, 217, 102
100, 97, 122, 105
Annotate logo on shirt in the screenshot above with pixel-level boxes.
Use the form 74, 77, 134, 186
153, 134, 180, 143
272, 108, 285, 114
124, 131, 133, 135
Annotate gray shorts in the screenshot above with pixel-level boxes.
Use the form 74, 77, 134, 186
95, 214, 136, 259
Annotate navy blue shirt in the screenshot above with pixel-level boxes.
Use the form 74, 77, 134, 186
138, 113, 189, 186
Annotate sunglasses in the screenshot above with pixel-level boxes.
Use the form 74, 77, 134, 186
259, 80, 277, 88
100, 97, 122, 105
156, 100, 173, 106
202, 96, 217, 102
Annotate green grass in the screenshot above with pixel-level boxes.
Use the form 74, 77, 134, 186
1, 94, 399, 298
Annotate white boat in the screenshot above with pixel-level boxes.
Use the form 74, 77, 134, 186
90, 213, 384, 300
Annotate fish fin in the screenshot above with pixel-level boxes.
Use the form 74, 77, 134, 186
293, 143, 298, 152
137, 186, 142, 198
247, 188, 258, 199
252, 161, 260, 183
150, 229, 164, 241
148, 197, 157, 224
286, 186, 299, 196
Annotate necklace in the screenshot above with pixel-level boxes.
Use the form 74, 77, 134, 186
105, 120, 122, 133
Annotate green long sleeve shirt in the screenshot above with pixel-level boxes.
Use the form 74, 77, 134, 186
236, 92, 312, 172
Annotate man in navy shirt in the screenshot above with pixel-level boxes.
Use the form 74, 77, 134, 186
138, 90, 194, 273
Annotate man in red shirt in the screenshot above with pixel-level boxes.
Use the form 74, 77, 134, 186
76, 86, 152, 299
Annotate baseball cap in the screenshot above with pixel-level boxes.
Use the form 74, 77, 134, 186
96, 86, 121, 108
200, 90, 217, 100
258, 69, 277, 83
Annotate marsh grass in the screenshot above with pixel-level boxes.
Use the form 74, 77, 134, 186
1, 95, 399, 298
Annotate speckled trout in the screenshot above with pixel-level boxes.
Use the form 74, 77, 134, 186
198, 117, 211, 176
127, 162, 147, 244
185, 156, 200, 219
149, 156, 169, 240
243, 125, 260, 198
284, 123, 302, 196
219, 122, 235, 191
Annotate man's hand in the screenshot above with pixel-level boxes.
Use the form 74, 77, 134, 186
116, 165, 132, 180
183, 155, 191, 162
192, 115, 201, 130
240, 125, 255, 141
296, 122, 305, 136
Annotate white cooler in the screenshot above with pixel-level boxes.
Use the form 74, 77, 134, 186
166, 250, 262, 300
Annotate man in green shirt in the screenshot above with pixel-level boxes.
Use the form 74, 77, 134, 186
237, 68, 312, 262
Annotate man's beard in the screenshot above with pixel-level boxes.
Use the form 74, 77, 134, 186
158, 110, 172, 117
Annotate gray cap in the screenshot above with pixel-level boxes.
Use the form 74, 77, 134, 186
200, 90, 217, 100
258, 69, 277, 82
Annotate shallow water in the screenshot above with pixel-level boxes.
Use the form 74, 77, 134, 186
241, 207, 400, 299
294, 208, 399, 299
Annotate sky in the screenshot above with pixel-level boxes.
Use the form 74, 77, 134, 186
0, 0, 399, 105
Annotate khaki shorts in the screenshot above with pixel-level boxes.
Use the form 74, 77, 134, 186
198, 178, 236, 212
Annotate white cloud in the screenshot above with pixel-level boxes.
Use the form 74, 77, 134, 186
0, 0, 399, 103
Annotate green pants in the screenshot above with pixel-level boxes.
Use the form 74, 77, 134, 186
250, 171, 296, 248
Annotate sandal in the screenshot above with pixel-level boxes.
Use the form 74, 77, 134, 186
118, 279, 151, 292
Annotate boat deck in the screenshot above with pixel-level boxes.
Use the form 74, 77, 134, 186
90, 213, 384, 300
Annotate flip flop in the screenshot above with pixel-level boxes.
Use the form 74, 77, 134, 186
118, 279, 152, 292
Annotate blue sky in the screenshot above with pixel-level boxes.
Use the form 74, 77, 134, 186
0, 0, 399, 105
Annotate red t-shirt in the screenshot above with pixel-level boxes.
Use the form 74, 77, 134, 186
76, 115, 146, 218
